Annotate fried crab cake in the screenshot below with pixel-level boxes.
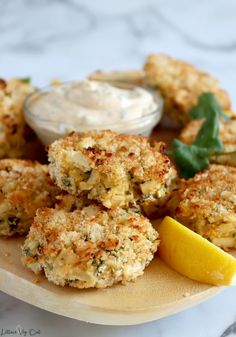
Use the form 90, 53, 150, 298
0, 159, 59, 236
22, 205, 159, 288
179, 118, 236, 166
48, 130, 177, 216
144, 54, 231, 126
0, 78, 42, 159
168, 165, 236, 250
55, 193, 92, 211
88, 69, 144, 86
55, 192, 142, 217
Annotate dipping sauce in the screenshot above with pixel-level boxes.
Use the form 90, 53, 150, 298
30, 80, 157, 125
24, 80, 163, 145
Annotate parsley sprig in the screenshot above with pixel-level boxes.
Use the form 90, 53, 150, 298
19, 77, 31, 84
169, 93, 231, 179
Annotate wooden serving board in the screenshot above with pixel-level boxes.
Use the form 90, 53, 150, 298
0, 127, 225, 325
0, 236, 223, 325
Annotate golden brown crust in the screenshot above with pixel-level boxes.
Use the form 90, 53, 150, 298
0, 159, 59, 236
168, 164, 236, 250
0, 78, 43, 159
22, 205, 159, 288
48, 130, 177, 216
143, 54, 231, 125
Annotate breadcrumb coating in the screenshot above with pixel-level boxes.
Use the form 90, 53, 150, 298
22, 205, 159, 288
48, 130, 177, 216
144, 54, 231, 125
168, 165, 236, 250
0, 159, 59, 236
0, 78, 42, 158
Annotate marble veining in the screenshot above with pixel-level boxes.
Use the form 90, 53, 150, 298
0, 0, 236, 336
1, 0, 236, 102
221, 322, 236, 337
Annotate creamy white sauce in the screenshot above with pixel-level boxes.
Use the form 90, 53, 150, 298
25, 79, 163, 145
29, 80, 157, 128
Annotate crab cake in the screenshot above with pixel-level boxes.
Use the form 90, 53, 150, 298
0, 159, 59, 236
48, 130, 177, 216
88, 69, 144, 86
179, 118, 236, 166
144, 54, 231, 126
0, 78, 42, 159
168, 165, 236, 250
55, 193, 92, 211
22, 205, 159, 288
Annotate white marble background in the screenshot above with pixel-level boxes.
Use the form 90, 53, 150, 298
1, 0, 236, 336
1, 0, 236, 103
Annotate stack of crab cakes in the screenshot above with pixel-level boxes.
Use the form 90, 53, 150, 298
22, 130, 178, 289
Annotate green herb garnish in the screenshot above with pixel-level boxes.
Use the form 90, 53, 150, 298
23, 247, 31, 257
19, 77, 31, 84
169, 93, 231, 179
171, 140, 210, 179
8, 216, 20, 232
190, 93, 228, 151
141, 193, 153, 201
62, 177, 71, 187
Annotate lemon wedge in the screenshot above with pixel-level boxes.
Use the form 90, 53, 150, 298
158, 216, 236, 286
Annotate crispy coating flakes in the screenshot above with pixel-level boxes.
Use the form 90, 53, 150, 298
168, 165, 236, 250
0, 79, 42, 158
22, 205, 159, 288
144, 54, 231, 125
48, 130, 177, 216
0, 159, 59, 236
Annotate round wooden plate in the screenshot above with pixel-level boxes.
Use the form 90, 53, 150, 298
0, 236, 223, 325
